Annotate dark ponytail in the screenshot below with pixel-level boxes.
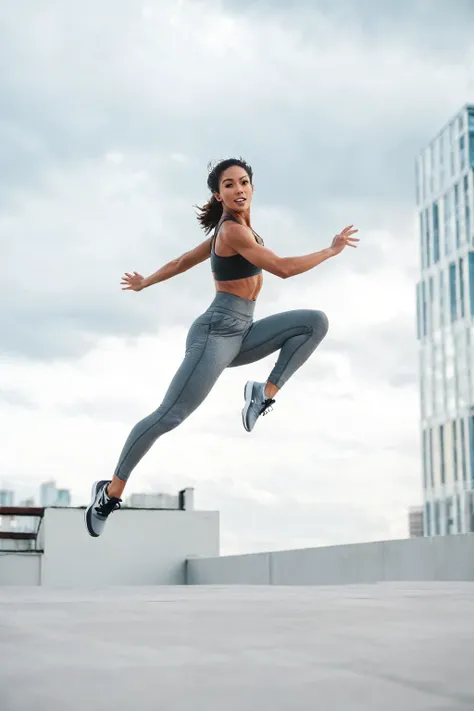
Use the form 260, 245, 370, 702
195, 195, 223, 235
195, 157, 253, 235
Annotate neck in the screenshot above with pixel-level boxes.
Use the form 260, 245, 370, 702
224, 207, 251, 227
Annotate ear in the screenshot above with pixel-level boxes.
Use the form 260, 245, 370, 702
213, 192, 223, 203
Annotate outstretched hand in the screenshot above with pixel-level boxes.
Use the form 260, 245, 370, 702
121, 271, 145, 291
330, 226, 359, 256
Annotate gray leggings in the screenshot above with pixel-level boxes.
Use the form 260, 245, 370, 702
114, 292, 328, 481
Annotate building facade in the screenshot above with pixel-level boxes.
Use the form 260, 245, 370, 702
0, 490, 14, 507
416, 104, 474, 536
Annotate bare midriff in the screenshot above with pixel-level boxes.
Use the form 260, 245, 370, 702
214, 272, 263, 301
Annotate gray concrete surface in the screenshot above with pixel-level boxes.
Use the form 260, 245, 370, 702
1, 583, 473, 711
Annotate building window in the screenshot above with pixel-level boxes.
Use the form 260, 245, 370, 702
446, 497, 454, 534
444, 191, 452, 256
416, 283, 421, 339
464, 175, 471, 242
425, 207, 431, 266
429, 276, 434, 331
461, 418, 467, 482
469, 415, 474, 484
449, 261, 457, 321
425, 502, 431, 537
419, 212, 425, 268
453, 420, 458, 482
433, 201, 440, 262
440, 424, 446, 485
454, 184, 460, 247
440, 270, 444, 327
434, 499, 440, 535
429, 428, 434, 488
456, 494, 462, 533
460, 134, 466, 171
459, 257, 465, 318
469, 252, 474, 316
422, 280, 428, 336
423, 429, 428, 490
469, 128, 474, 169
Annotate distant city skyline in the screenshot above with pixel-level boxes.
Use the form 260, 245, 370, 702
0, 480, 72, 508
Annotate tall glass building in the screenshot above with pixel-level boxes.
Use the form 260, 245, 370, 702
416, 104, 474, 536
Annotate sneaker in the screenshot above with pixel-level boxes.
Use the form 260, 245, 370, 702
242, 381, 275, 433
85, 480, 121, 538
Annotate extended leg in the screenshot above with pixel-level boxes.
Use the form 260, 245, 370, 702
85, 314, 241, 537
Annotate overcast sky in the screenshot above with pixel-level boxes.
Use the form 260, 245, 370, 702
2, 0, 474, 554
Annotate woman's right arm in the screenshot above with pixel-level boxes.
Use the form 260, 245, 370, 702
225, 223, 359, 279
122, 238, 212, 291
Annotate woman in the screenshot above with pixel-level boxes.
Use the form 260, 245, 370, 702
85, 157, 358, 537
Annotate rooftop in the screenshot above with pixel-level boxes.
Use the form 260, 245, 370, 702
1, 582, 474, 710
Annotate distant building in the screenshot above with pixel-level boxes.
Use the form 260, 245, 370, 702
39, 481, 72, 507
125, 492, 178, 509
124, 488, 194, 510
416, 103, 474, 535
408, 506, 424, 538
18, 497, 36, 507
56, 489, 71, 507
40, 481, 57, 507
0, 490, 14, 507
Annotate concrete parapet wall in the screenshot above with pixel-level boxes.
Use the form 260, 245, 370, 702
1, 507, 219, 586
186, 534, 474, 585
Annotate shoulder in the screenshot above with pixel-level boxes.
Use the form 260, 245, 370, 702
221, 220, 255, 243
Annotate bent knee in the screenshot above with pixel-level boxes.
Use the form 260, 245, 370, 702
309, 309, 329, 338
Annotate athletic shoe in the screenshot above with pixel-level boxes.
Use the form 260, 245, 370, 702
242, 380, 275, 433
85, 480, 121, 538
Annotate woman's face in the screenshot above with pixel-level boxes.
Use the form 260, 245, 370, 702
215, 166, 253, 212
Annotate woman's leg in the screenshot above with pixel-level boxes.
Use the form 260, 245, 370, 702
228, 309, 329, 431
85, 311, 242, 537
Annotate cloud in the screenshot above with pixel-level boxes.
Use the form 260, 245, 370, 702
0, 0, 466, 551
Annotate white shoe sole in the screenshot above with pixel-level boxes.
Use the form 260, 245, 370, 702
242, 381, 255, 433
84, 480, 103, 537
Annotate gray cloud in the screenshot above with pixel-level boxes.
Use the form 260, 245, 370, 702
1, 0, 472, 361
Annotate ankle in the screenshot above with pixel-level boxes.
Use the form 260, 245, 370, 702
106, 481, 124, 499
264, 381, 279, 399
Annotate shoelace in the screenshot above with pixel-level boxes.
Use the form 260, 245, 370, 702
259, 397, 275, 417
95, 494, 122, 518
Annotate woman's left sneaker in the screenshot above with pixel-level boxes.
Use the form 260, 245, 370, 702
85, 480, 122, 537
242, 381, 275, 433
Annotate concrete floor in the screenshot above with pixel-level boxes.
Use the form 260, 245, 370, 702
0, 583, 473, 711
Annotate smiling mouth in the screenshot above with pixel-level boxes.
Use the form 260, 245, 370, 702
235, 198, 246, 204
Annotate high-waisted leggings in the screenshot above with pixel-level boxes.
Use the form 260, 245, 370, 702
114, 292, 329, 481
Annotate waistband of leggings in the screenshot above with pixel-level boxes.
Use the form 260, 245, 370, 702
208, 291, 256, 320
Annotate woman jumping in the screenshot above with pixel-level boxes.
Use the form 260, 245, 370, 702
85, 157, 359, 537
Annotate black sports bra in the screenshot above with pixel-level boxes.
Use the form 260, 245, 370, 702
210, 213, 263, 281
